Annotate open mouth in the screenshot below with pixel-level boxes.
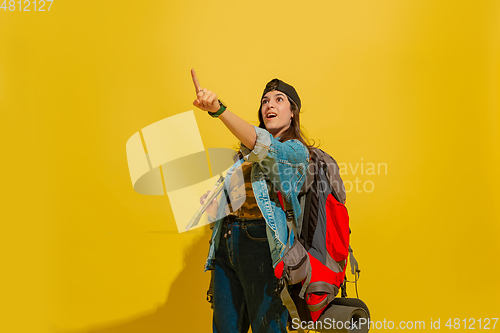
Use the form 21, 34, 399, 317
266, 112, 277, 120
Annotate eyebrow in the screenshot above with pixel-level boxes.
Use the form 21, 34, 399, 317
262, 92, 286, 100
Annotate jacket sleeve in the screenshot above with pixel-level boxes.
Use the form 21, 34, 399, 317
240, 126, 309, 195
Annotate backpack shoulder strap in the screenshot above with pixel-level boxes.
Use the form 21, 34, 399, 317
299, 148, 318, 196
315, 148, 347, 204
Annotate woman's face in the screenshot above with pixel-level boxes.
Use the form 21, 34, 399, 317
261, 91, 293, 138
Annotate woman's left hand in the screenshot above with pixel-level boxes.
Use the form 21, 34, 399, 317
191, 69, 220, 113
200, 190, 218, 217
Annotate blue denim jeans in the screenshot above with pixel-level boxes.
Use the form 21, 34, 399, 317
213, 217, 288, 333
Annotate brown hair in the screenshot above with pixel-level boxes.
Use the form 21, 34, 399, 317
258, 81, 316, 153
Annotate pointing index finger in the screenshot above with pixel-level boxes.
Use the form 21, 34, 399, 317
191, 68, 202, 93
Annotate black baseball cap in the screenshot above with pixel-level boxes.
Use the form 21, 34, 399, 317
261, 78, 301, 110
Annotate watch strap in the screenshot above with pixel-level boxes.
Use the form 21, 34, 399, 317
208, 100, 227, 118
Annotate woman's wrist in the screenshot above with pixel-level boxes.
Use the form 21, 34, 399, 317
208, 100, 227, 118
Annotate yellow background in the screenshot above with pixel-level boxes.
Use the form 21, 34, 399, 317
1, 0, 499, 332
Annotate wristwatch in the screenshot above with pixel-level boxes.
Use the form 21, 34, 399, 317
208, 99, 227, 118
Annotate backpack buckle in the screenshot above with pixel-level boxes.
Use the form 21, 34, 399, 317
275, 277, 285, 296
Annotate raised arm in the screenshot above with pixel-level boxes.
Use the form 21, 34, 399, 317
191, 69, 257, 149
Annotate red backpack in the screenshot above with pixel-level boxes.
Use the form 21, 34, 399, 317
274, 148, 359, 327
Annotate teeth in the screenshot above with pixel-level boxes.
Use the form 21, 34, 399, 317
267, 113, 277, 118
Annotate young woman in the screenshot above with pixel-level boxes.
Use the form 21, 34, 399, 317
191, 69, 311, 333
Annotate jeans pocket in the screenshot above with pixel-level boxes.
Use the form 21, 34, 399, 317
244, 224, 267, 242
